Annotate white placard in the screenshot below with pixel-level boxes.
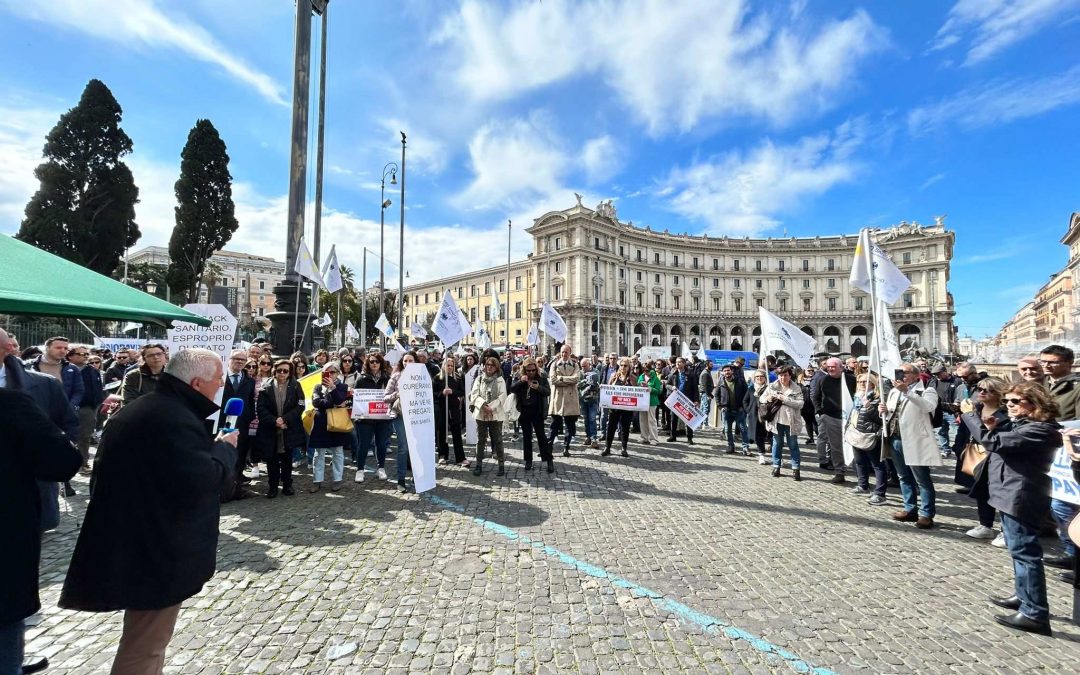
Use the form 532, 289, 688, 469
400, 363, 436, 493
351, 388, 394, 420
599, 384, 650, 411
1052, 421, 1080, 506
166, 304, 238, 423
464, 364, 479, 445
93, 337, 146, 354
664, 389, 706, 431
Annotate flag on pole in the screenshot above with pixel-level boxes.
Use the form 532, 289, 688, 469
849, 229, 911, 305
314, 312, 332, 327
477, 327, 492, 349
345, 320, 360, 341
526, 322, 539, 346
869, 300, 903, 377
431, 289, 472, 346
374, 313, 395, 338
385, 340, 407, 368
758, 306, 817, 369
490, 285, 502, 321
320, 244, 343, 293
293, 236, 325, 287
539, 302, 567, 343
410, 322, 427, 339
681, 340, 693, 361
121, 322, 140, 333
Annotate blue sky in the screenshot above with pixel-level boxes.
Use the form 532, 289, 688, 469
1, 0, 1078, 340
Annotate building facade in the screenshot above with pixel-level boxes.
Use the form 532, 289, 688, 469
405, 199, 956, 357
127, 246, 286, 322
1033, 272, 1072, 343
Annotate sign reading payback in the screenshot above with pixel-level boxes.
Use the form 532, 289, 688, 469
599, 384, 650, 412
1053, 422, 1080, 506
664, 389, 706, 431
351, 389, 394, 420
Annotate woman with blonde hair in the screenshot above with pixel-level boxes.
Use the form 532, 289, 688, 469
469, 356, 508, 476
959, 376, 1010, 540
846, 373, 886, 503
602, 357, 636, 458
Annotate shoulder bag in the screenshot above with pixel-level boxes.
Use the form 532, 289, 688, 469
326, 406, 354, 433
959, 440, 987, 477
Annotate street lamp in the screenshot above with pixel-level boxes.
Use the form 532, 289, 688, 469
144, 280, 157, 296
379, 161, 398, 350
397, 131, 407, 347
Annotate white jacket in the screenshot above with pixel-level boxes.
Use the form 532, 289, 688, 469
469, 374, 508, 423
884, 380, 941, 467
759, 380, 804, 435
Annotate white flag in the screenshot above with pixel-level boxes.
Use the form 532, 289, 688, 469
870, 300, 903, 377
758, 306, 817, 369
681, 340, 693, 361
293, 236, 325, 287
849, 229, 910, 306
841, 379, 855, 466
385, 340, 407, 368
345, 320, 360, 340
121, 322, 141, 333
410, 322, 427, 339
539, 302, 567, 343
477, 327, 492, 349
490, 285, 502, 321
320, 244, 343, 293
374, 313, 395, 338
431, 289, 472, 346
526, 322, 539, 346
314, 312, 332, 327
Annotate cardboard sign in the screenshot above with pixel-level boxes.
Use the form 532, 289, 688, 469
400, 363, 436, 493
664, 389, 706, 431
352, 388, 394, 420
599, 384, 650, 411
1052, 422, 1080, 506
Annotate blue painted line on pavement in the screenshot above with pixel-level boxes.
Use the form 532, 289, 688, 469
424, 493, 837, 675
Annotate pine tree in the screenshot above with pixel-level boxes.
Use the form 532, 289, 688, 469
167, 119, 238, 303
17, 79, 140, 275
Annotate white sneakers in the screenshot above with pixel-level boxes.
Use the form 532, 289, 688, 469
966, 525, 996, 540
991, 533, 1007, 548
757, 454, 770, 465
354, 470, 364, 483
376, 467, 388, 480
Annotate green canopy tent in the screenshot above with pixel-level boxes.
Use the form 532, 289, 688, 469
0, 235, 211, 327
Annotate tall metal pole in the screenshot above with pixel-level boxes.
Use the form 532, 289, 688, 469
379, 180, 386, 351
361, 247, 368, 346
311, 2, 328, 316
397, 132, 407, 348
506, 219, 512, 349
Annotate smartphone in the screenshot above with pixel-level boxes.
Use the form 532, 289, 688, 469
1066, 434, 1080, 455
893, 369, 905, 381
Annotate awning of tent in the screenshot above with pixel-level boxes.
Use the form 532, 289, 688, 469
0, 235, 211, 327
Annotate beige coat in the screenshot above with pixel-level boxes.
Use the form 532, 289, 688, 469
548, 358, 582, 416
469, 374, 508, 423
759, 380, 804, 435
884, 380, 941, 467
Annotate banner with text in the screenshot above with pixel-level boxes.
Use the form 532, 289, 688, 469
93, 337, 146, 355
599, 384, 650, 411
1052, 421, 1080, 506
351, 388, 394, 420
167, 304, 238, 424
400, 363, 437, 493
664, 390, 706, 431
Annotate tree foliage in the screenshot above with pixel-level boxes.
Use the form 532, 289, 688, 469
166, 119, 238, 303
16, 79, 140, 275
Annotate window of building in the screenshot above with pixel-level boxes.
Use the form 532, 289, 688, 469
515, 276, 522, 290
655, 273, 661, 284
755, 259, 762, 271
414, 295, 420, 305
636, 271, 643, 282
484, 282, 491, 294
779, 279, 786, 289
803, 298, 811, 311
424, 293, 429, 303
673, 296, 680, 310
515, 301, 522, 318
779, 299, 787, 312
673, 275, 680, 285
733, 279, 741, 288
756, 298, 763, 308
594, 261, 599, 273
828, 298, 837, 311
434, 291, 440, 302
692, 297, 700, 311
734, 298, 742, 311
673, 254, 680, 267
258, 307, 264, 316
713, 258, 719, 270
713, 298, 720, 311
826, 278, 835, 289
498, 280, 505, 292
637, 250, 643, 262
692, 256, 699, 269
802, 259, 809, 272
240, 279, 246, 288
594, 237, 601, 250
471, 285, 477, 297
619, 290, 625, 305
903, 293, 914, 308
458, 287, 463, 298
654, 252, 661, 264
554, 237, 562, 251
733, 259, 740, 271
902, 251, 911, 265
803, 279, 811, 289
755, 279, 763, 289
484, 306, 490, 321
259, 280, 265, 290
712, 278, 719, 288
654, 293, 661, 308
778, 260, 785, 272
554, 262, 563, 274
470, 307, 477, 321
637, 292, 644, 307
854, 296, 864, 311
827, 258, 835, 271
619, 245, 625, 257
221, 278, 228, 287
554, 285, 562, 300
693, 277, 699, 287
516, 329, 522, 337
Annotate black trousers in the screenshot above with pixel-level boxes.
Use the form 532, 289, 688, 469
520, 412, 552, 463
801, 411, 817, 439
605, 410, 634, 450
436, 411, 465, 463
266, 451, 293, 490
753, 420, 771, 454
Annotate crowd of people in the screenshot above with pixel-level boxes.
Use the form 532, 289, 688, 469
4, 324, 1080, 673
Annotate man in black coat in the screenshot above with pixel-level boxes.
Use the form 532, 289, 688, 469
59, 348, 238, 675
220, 349, 257, 499
665, 356, 700, 444
714, 363, 749, 454
0, 389, 81, 674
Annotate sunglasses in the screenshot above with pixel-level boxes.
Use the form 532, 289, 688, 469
89, 359, 102, 364
341, 358, 353, 362
275, 368, 292, 374
976, 387, 992, 393
244, 364, 256, 370
367, 360, 380, 365
259, 361, 272, 365
1003, 397, 1029, 406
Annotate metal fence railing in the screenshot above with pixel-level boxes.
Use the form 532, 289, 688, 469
0, 316, 166, 352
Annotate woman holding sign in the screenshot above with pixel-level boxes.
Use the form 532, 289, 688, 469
354, 354, 391, 483
469, 357, 509, 476
383, 352, 416, 493
638, 362, 663, 445
603, 358, 637, 457
434, 356, 467, 466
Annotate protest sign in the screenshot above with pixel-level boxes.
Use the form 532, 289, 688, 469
599, 384, 650, 411
464, 363, 479, 444
664, 389, 706, 431
93, 337, 145, 355
351, 388, 394, 420
1052, 421, 1080, 506
400, 363, 436, 493
166, 304, 238, 424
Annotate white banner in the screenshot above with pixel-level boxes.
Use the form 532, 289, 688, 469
759, 306, 817, 369
599, 384, 650, 411
93, 337, 146, 355
870, 300, 903, 377
400, 363, 437, 493
1053, 422, 1080, 506
664, 389, 706, 431
375, 313, 395, 338
167, 304, 238, 424
850, 228, 911, 306
351, 388, 394, 420
385, 341, 407, 369
464, 364, 479, 444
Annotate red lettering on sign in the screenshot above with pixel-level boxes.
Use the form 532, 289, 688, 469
368, 402, 390, 415
612, 396, 638, 406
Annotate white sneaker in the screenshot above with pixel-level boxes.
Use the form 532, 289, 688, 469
354, 470, 364, 483
376, 467, 388, 480
991, 533, 1007, 548
757, 454, 769, 465
966, 525, 996, 540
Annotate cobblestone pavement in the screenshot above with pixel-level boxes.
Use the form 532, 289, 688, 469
33, 426, 1080, 674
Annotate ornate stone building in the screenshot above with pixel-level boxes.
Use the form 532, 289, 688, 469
405, 199, 956, 356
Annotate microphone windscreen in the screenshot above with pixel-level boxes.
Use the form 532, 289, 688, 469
223, 397, 245, 417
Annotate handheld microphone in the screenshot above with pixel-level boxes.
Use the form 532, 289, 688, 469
222, 397, 244, 432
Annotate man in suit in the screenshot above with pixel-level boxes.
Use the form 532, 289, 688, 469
221, 350, 257, 500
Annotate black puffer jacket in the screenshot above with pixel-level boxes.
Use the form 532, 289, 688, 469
850, 391, 883, 435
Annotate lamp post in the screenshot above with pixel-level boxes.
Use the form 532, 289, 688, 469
397, 131, 407, 347
379, 162, 398, 350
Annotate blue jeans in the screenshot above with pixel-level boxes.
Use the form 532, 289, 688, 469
891, 438, 936, 518
356, 420, 392, 471
936, 413, 953, 451
1001, 513, 1049, 622
580, 399, 598, 441
853, 447, 887, 495
725, 408, 748, 451
392, 415, 410, 481
771, 423, 801, 469
0, 619, 23, 675
1050, 498, 1078, 556
700, 397, 711, 427
312, 446, 344, 483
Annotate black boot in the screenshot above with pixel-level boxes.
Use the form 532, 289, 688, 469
620, 446, 629, 458
792, 469, 801, 481
496, 463, 505, 477
601, 445, 611, 456
524, 460, 533, 471
64, 481, 76, 497
771, 466, 781, 477
472, 462, 482, 476
546, 459, 554, 474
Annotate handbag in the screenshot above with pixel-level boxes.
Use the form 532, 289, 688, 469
326, 407, 354, 433
761, 398, 783, 423
502, 394, 520, 422
959, 440, 987, 477
301, 406, 316, 435
843, 411, 878, 449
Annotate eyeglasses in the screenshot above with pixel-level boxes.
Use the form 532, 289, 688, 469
244, 364, 256, 370
367, 360, 380, 365
1018, 366, 1040, 371
259, 361, 272, 365
341, 358, 353, 362
1038, 359, 1066, 366
976, 387, 991, 393
274, 368, 292, 374
1003, 397, 1030, 406
70, 352, 88, 357
89, 359, 102, 364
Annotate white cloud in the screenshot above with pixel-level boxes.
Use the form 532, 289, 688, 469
919, 173, 946, 190
374, 120, 448, 177
582, 136, 623, 185
930, 0, 1080, 66
0, 0, 286, 106
660, 121, 865, 235
907, 66, 1080, 135
433, 0, 885, 134
0, 106, 56, 228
